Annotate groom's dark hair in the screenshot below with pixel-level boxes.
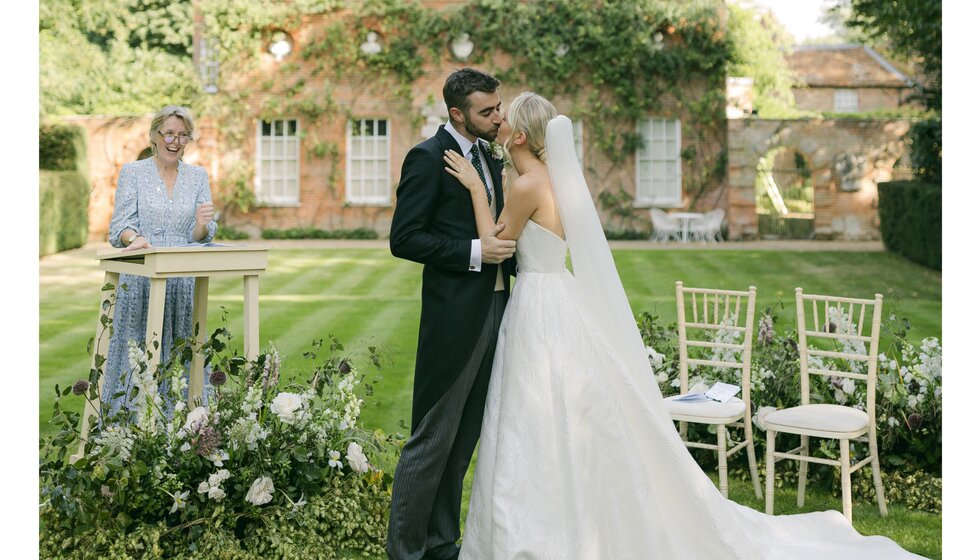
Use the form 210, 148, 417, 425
443, 68, 500, 113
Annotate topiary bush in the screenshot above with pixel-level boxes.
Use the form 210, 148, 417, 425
877, 181, 941, 270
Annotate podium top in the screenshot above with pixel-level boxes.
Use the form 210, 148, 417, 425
96, 244, 268, 278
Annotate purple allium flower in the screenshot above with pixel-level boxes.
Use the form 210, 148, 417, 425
210, 369, 227, 387
195, 425, 223, 457
339, 359, 351, 374
907, 413, 923, 431
72, 379, 90, 396
757, 315, 774, 346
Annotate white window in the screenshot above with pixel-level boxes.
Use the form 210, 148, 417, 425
197, 37, 219, 94
346, 118, 391, 205
834, 89, 859, 112
636, 118, 682, 207
573, 119, 584, 166
255, 119, 300, 205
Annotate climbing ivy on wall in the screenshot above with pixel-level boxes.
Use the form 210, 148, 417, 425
199, 0, 734, 210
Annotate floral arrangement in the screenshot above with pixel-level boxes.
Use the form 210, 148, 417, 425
638, 307, 942, 485
40, 324, 400, 559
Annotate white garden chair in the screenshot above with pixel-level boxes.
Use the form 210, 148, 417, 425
690, 208, 725, 243
649, 208, 681, 242
764, 288, 888, 523
665, 282, 762, 499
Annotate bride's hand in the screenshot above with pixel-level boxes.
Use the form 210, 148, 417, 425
444, 150, 484, 193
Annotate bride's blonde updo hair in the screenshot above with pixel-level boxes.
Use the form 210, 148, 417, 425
504, 92, 557, 162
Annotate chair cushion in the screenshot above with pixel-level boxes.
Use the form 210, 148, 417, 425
665, 395, 746, 420
763, 404, 869, 434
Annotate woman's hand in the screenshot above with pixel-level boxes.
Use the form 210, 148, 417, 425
123, 236, 152, 252
195, 202, 215, 228
444, 150, 485, 194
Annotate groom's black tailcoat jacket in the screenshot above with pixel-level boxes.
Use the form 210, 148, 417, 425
390, 125, 513, 432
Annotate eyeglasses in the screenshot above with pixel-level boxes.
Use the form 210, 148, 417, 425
159, 132, 192, 145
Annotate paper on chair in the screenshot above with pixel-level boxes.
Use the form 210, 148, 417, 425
673, 382, 740, 404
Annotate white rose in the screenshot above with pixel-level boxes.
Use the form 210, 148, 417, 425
197, 481, 210, 494
208, 486, 226, 501
245, 476, 275, 506
346, 442, 371, 474
841, 378, 856, 395
183, 406, 209, 433
209, 469, 230, 485
271, 392, 304, 425
753, 406, 776, 431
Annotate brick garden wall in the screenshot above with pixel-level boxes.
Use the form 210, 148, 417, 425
726, 118, 912, 240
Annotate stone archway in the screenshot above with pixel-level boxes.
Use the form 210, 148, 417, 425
726, 118, 911, 240
755, 146, 815, 239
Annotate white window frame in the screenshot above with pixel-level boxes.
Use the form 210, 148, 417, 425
834, 89, 859, 112
346, 118, 392, 206
635, 117, 682, 207
255, 119, 301, 206
197, 36, 219, 94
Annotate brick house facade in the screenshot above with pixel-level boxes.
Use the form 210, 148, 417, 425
69, 3, 915, 243
787, 45, 918, 113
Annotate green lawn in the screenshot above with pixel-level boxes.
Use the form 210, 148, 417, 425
39, 245, 942, 558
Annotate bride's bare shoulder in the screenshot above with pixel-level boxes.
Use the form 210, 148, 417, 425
508, 171, 552, 202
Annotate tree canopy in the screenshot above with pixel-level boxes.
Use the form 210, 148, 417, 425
725, 1, 799, 118
40, 0, 200, 116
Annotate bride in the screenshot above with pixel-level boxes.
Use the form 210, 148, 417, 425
442, 92, 924, 559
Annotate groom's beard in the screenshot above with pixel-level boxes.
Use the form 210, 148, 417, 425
464, 117, 499, 144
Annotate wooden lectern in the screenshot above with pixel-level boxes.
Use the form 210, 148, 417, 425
72, 245, 268, 462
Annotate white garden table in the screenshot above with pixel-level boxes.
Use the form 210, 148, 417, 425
671, 212, 705, 243
72, 245, 268, 462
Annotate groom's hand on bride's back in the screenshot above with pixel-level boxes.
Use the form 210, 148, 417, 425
482, 223, 516, 264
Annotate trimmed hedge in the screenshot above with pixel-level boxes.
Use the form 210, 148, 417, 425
909, 118, 941, 184
877, 181, 941, 270
40, 123, 87, 173
40, 170, 90, 257
261, 227, 379, 240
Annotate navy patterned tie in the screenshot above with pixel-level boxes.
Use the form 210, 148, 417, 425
470, 143, 492, 207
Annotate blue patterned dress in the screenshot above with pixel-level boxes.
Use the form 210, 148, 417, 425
102, 158, 217, 416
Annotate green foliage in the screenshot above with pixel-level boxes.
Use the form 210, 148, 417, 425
215, 224, 250, 240
39, 321, 399, 557
40, 0, 200, 116
261, 228, 380, 240
40, 170, 90, 256
214, 161, 257, 217
40, 482, 390, 559
877, 181, 941, 270
908, 118, 941, 184
603, 229, 650, 240
851, 468, 941, 514
40, 122, 88, 172
726, 2, 799, 117
598, 187, 648, 233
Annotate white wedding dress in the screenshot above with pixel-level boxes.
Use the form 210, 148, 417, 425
458, 117, 924, 560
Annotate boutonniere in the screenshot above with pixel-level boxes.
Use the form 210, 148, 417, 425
488, 141, 505, 161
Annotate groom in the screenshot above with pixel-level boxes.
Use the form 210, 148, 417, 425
387, 68, 514, 560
